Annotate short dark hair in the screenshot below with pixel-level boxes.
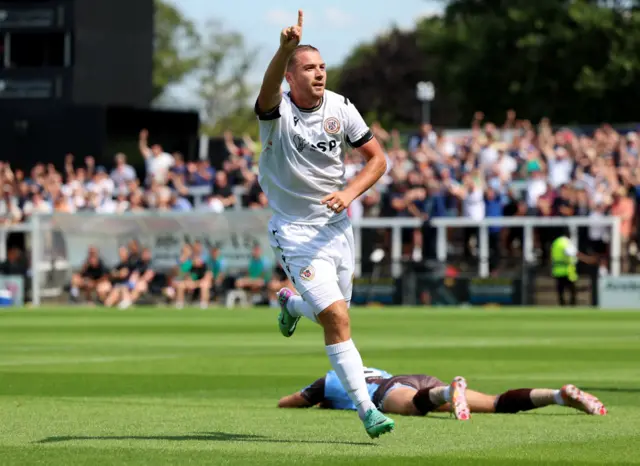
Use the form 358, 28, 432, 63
287, 45, 319, 71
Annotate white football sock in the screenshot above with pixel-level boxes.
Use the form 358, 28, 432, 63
443, 385, 452, 403
286, 295, 318, 323
553, 389, 565, 406
325, 339, 376, 421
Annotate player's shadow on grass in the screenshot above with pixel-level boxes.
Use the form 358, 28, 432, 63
35, 431, 376, 447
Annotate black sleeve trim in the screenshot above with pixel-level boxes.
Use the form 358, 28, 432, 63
347, 129, 374, 148
300, 377, 326, 406
254, 99, 281, 121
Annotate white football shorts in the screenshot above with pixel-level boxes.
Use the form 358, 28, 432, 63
268, 215, 354, 313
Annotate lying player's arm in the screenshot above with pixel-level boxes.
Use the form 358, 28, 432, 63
279, 377, 325, 408
256, 10, 303, 114
277, 392, 313, 408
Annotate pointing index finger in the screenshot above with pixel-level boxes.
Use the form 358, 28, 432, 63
297, 10, 304, 28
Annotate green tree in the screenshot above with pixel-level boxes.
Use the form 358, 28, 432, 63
429, 0, 640, 124
334, 24, 459, 127
197, 19, 258, 136
153, 0, 201, 102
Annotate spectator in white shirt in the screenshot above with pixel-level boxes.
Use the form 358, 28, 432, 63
23, 191, 52, 217
86, 167, 114, 197
495, 145, 517, 181
526, 168, 547, 211
547, 147, 574, 188
138, 129, 174, 185
450, 174, 485, 260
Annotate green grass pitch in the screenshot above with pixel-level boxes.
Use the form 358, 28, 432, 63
0, 307, 639, 465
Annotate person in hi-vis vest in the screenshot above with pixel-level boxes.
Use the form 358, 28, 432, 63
550, 228, 594, 306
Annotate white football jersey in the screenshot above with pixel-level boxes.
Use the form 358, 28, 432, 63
256, 90, 373, 225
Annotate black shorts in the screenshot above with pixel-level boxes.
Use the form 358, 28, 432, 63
372, 375, 446, 409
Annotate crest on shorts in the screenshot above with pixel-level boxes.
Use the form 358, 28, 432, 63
300, 265, 315, 281
324, 117, 340, 134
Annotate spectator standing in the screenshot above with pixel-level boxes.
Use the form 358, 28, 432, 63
588, 200, 609, 276
484, 186, 503, 272
610, 186, 634, 271
139, 129, 174, 185
451, 174, 485, 261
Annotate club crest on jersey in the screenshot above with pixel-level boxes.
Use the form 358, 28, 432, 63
300, 265, 315, 281
324, 117, 341, 135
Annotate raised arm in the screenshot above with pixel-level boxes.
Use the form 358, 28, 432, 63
139, 129, 151, 159
256, 10, 303, 114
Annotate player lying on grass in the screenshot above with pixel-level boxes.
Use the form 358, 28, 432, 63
278, 368, 608, 419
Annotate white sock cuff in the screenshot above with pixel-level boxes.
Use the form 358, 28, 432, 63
325, 339, 355, 356
553, 389, 565, 406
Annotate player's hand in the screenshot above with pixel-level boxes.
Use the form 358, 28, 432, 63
280, 10, 303, 52
321, 190, 355, 214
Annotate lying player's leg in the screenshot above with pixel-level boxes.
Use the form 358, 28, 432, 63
431, 384, 606, 416
380, 375, 469, 420
270, 219, 394, 438
488, 385, 607, 415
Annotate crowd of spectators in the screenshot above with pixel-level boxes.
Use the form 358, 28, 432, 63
346, 111, 640, 274
1, 110, 638, 288
70, 238, 290, 308
0, 129, 266, 224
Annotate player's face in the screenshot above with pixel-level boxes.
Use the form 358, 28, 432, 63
287, 50, 326, 103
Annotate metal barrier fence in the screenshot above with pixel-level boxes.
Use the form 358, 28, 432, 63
0, 212, 621, 306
